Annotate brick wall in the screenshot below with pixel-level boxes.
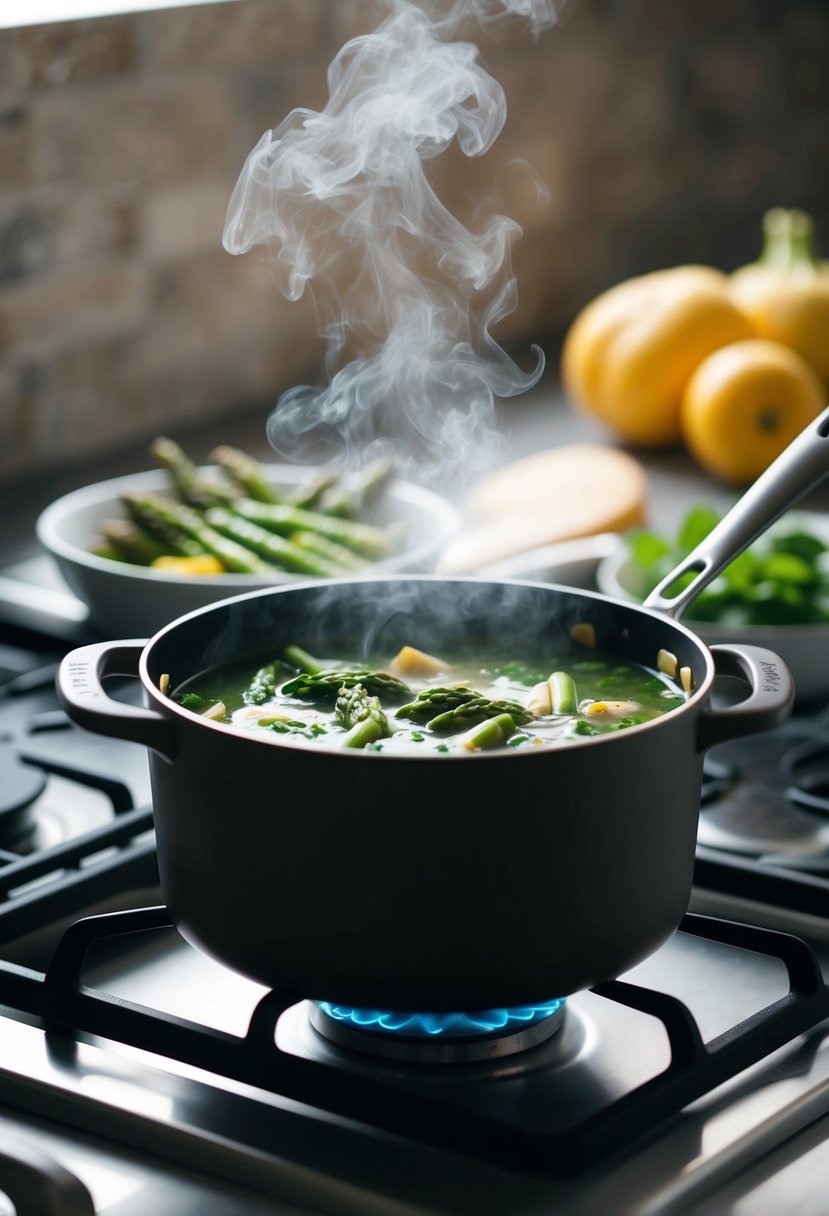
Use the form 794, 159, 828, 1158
1, 0, 827, 486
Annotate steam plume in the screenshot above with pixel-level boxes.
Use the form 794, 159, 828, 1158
223, 0, 560, 486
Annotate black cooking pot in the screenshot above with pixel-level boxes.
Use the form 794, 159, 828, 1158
57, 575, 792, 1010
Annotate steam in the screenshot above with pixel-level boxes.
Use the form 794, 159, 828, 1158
223, 0, 560, 487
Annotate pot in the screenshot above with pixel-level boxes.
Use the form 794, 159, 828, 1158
56, 408, 829, 1011
56, 581, 789, 1011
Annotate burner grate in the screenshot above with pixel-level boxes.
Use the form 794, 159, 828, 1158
699, 714, 829, 861
0, 907, 827, 1177
0, 801, 157, 945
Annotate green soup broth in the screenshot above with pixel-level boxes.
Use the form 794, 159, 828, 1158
171, 641, 689, 756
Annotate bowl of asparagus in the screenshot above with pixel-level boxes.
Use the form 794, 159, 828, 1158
36, 437, 461, 638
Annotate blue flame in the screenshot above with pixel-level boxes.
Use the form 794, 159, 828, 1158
317, 998, 564, 1038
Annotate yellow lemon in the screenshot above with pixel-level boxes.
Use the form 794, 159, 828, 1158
680, 339, 825, 485
561, 265, 755, 448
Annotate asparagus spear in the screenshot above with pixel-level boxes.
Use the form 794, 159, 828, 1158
317, 455, 398, 519
93, 543, 127, 562
121, 494, 271, 574
283, 645, 325, 674
288, 531, 369, 572
243, 660, 283, 706
395, 686, 532, 731
98, 518, 169, 566
232, 499, 398, 560
210, 445, 285, 504
121, 494, 212, 559
280, 668, 414, 705
204, 508, 344, 577
290, 468, 341, 510
149, 436, 237, 509
462, 712, 517, 751
549, 672, 579, 715
395, 686, 480, 723
335, 683, 390, 748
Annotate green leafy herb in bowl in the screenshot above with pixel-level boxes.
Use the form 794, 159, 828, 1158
597, 506, 829, 704
623, 505, 829, 627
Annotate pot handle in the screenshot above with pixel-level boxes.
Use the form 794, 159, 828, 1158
696, 643, 794, 752
57, 640, 176, 760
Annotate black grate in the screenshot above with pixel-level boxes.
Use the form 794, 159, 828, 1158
0, 905, 827, 1177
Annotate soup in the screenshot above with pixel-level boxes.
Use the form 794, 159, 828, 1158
169, 639, 688, 755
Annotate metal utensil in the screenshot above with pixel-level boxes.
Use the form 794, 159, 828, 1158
643, 405, 829, 620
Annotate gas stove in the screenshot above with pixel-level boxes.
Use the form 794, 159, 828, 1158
1, 617, 829, 1215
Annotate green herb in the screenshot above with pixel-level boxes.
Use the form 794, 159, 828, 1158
624, 508, 829, 627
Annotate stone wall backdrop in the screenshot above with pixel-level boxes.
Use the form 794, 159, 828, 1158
1, 0, 827, 486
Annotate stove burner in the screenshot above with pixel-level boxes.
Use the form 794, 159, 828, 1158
0, 745, 47, 850
698, 720, 829, 862
309, 998, 566, 1063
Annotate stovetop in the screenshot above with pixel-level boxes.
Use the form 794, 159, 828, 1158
1, 616, 829, 1216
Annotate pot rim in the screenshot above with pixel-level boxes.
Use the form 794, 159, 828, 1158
137, 573, 719, 758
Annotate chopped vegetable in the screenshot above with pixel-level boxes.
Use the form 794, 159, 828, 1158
527, 680, 552, 717
584, 699, 642, 722
336, 684, 390, 749
243, 660, 283, 706
283, 645, 325, 675
549, 671, 578, 715
569, 623, 596, 649
281, 667, 414, 705
151, 554, 226, 575
463, 712, 517, 751
657, 649, 678, 678
395, 686, 532, 731
388, 645, 449, 678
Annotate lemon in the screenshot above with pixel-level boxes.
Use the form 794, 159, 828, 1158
561, 265, 755, 448
680, 338, 825, 485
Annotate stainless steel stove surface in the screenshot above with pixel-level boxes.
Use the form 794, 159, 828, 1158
1, 619, 829, 1216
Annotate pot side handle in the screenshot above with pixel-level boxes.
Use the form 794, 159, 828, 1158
696, 643, 794, 753
57, 640, 175, 761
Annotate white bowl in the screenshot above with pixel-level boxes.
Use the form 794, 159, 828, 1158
37, 463, 461, 639
595, 510, 829, 706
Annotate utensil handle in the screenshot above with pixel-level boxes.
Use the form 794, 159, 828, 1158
697, 643, 794, 752
643, 404, 829, 619
57, 640, 175, 760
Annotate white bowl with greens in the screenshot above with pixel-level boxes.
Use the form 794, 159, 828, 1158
596, 507, 829, 705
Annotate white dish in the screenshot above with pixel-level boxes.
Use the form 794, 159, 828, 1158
36, 463, 461, 638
